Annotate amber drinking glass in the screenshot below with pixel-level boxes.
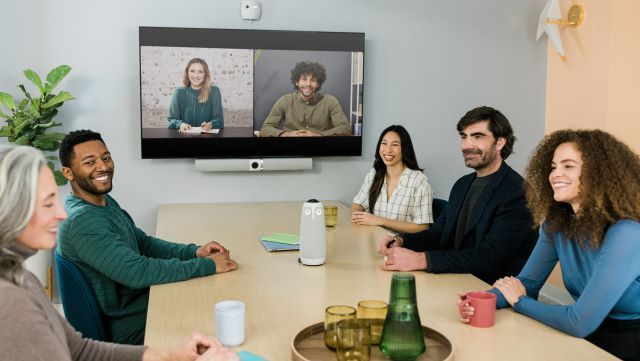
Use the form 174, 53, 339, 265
324, 305, 357, 350
324, 205, 338, 227
356, 300, 388, 345
336, 318, 371, 361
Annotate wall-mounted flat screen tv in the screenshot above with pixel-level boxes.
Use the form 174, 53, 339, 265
140, 27, 364, 158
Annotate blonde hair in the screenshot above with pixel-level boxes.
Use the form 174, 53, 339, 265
0, 145, 45, 285
182, 58, 211, 103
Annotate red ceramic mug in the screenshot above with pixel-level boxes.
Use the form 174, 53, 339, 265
460, 291, 497, 328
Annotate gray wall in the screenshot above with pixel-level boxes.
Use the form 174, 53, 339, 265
254, 50, 352, 130
1, 0, 547, 236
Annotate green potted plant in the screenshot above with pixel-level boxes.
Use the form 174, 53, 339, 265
0, 65, 74, 185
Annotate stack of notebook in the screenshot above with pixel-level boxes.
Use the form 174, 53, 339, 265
259, 233, 300, 252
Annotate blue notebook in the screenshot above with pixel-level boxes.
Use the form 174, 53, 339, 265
260, 239, 300, 252
238, 351, 268, 361
260, 232, 299, 245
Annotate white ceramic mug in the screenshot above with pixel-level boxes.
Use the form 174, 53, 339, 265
215, 300, 245, 346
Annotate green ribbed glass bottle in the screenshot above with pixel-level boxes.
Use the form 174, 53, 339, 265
379, 273, 425, 361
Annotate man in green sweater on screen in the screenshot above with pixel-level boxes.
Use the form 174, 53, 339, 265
57, 129, 238, 345
259, 61, 352, 137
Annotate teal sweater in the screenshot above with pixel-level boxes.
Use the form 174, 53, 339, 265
167, 85, 224, 129
493, 220, 640, 337
57, 194, 215, 345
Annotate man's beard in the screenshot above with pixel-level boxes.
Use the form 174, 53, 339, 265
75, 174, 113, 195
463, 148, 498, 171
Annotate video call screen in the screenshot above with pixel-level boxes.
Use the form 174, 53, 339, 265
139, 27, 364, 158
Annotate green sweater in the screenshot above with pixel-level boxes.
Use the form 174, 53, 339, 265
167, 85, 224, 129
260, 92, 352, 137
57, 194, 215, 345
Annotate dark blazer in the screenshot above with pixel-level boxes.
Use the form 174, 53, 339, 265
401, 162, 537, 285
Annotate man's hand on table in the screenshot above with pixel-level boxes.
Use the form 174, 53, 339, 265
196, 241, 228, 257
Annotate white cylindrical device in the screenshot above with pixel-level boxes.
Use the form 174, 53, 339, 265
299, 199, 326, 266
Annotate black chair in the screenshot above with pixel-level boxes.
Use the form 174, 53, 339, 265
432, 198, 448, 221
55, 250, 107, 341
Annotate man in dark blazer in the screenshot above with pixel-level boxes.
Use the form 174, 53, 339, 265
378, 106, 537, 284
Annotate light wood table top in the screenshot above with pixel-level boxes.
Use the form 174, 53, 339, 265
145, 201, 616, 360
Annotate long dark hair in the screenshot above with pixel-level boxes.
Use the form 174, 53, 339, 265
368, 125, 423, 212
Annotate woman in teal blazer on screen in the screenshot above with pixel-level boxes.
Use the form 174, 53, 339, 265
168, 58, 224, 132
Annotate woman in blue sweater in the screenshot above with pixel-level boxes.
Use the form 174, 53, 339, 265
168, 58, 224, 132
458, 129, 640, 360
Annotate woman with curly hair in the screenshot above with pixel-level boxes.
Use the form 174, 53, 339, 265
458, 129, 640, 360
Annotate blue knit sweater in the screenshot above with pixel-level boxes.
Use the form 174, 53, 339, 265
493, 220, 640, 337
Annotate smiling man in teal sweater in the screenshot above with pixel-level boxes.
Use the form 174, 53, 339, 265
57, 130, 239, 345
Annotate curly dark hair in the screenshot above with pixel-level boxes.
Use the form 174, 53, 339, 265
457, 106, 516, 160
59, 129, 104, 167
290, 61, 326, 91
525, 129, 640, 247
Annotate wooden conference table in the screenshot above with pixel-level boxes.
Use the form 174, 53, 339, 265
145, 202, 616, 360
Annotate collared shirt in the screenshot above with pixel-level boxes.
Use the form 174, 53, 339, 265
353, 168, 433, 225
259, 92, 351, 136
297, 92, 320, 104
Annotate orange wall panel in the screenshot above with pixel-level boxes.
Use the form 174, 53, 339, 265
546, 0, 640, 151
545, 0, 640, 288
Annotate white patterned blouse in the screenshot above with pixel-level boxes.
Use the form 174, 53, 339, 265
353, 168, 433, 225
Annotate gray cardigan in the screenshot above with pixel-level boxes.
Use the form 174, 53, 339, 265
0, 243, 144, 361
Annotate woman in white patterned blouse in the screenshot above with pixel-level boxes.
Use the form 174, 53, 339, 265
351, 125, 433, 234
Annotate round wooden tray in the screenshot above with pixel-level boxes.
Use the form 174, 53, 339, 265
291, 322, 454, 361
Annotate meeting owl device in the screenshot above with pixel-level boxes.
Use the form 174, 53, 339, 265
299, 199, 326, 266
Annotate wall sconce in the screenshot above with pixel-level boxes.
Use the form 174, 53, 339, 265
536, 0, 585, 62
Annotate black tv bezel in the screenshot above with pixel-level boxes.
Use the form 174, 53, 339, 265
139, 27, 364, 159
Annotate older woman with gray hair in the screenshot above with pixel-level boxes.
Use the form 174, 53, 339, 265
0, 145, 237, 361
